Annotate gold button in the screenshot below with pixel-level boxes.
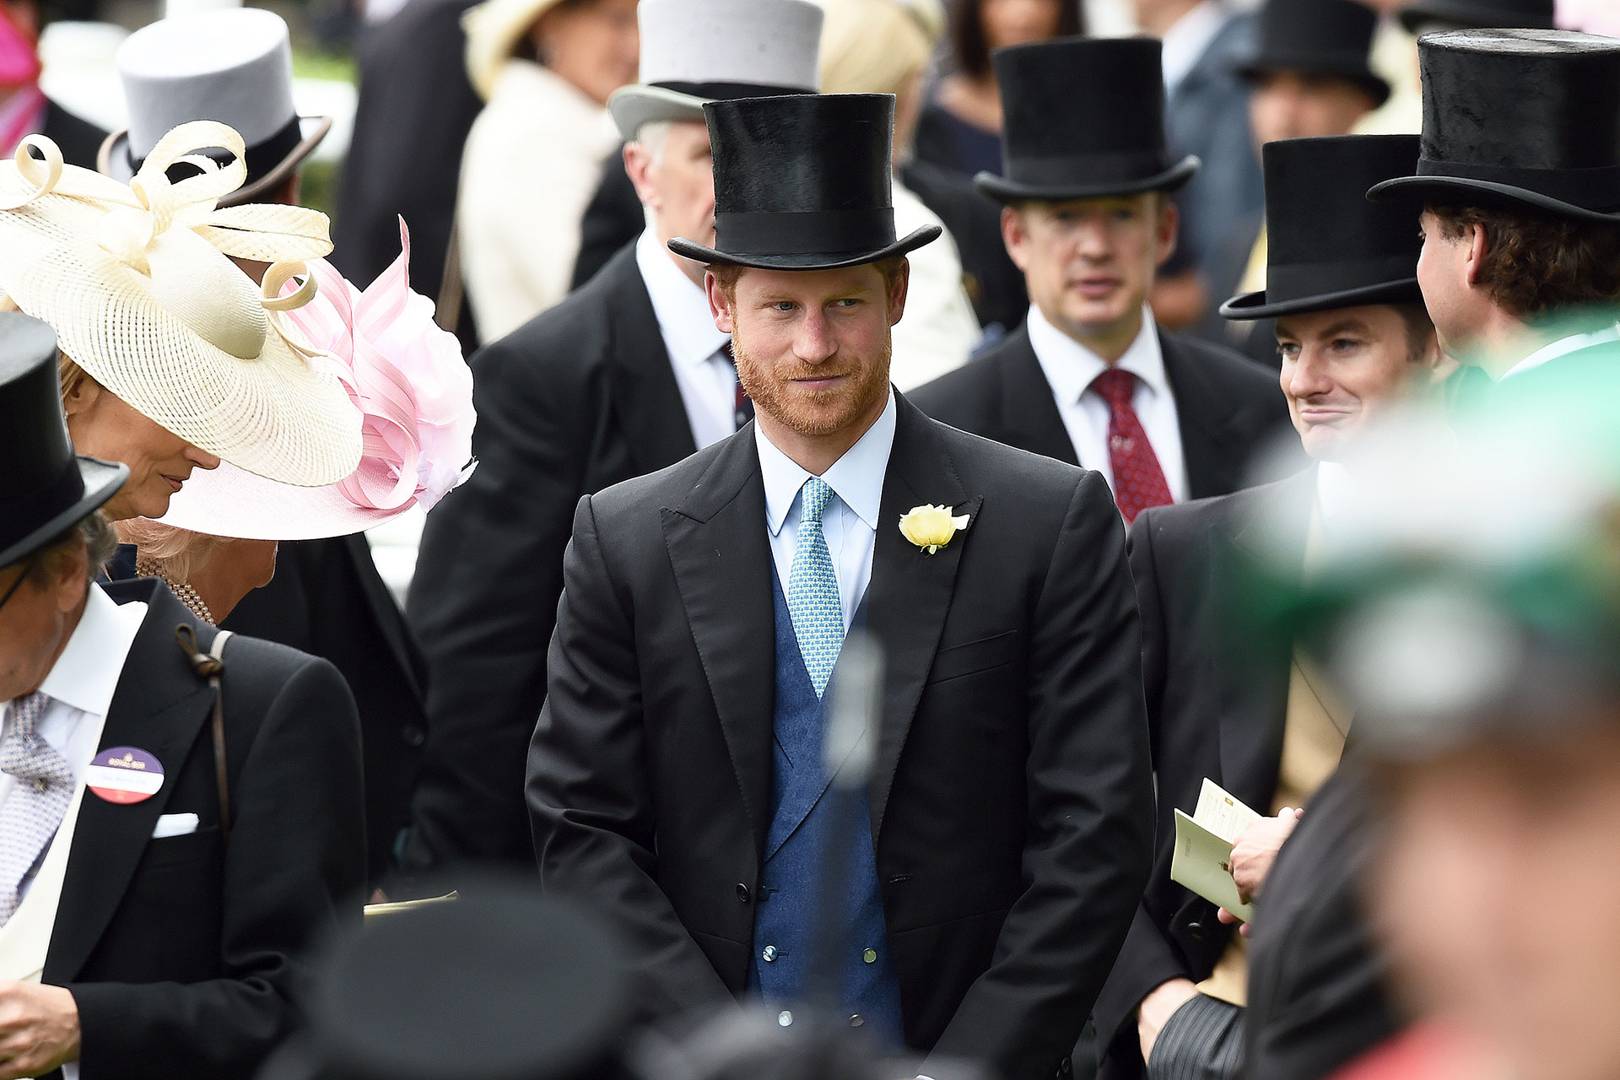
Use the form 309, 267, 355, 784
862, 948, 877, 964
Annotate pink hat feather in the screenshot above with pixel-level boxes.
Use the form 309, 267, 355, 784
160, 217, 477, 540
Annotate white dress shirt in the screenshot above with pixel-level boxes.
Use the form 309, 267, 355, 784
756, 391, 897, 628
1026, 304, 1189, 504
0, 586, 146, 811
636, 227, 739, 450
1501, 322, 1620, 381
1159, 1, 1226, 96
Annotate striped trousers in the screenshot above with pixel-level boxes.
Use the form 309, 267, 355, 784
1146, 993, 1244, 1080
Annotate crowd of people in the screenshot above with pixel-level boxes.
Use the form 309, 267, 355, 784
3, 0, 1620, 1078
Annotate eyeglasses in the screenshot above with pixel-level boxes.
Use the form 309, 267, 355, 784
0, 553, 40, 616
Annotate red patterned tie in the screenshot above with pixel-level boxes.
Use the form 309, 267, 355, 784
1091, 368, 1173, 524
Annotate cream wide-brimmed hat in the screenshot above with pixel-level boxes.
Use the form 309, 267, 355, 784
0, 121, 362, 487
463, 0, 569, 101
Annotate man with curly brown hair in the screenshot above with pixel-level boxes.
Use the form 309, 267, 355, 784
1368, 28, 1620, 381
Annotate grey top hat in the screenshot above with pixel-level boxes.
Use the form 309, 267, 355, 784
607, 0, 824, 142
98, 9, 332, 207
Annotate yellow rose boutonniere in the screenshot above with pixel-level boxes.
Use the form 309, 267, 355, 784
899, 504, 971, 555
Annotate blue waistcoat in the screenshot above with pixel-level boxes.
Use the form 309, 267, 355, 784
746, 576, 901, 1041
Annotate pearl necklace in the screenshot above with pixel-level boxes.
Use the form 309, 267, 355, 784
135, 556, 215, 625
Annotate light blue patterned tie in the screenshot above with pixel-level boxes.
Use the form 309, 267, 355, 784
787, 477, 846, 698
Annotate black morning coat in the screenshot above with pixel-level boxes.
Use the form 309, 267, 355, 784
1091, 473, 1310, 1078
1092, 471, 1400, 1079
908, 324, 1294, 501
406, 242, 700, 875
525, 394, 1155, 1080
223, 536, 428, 889
39, 579, 364, 1079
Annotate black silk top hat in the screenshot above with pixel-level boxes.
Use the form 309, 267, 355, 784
668, 93, 941, 271
1398, 0, 1555, 34
1368, 29, 1620, 222
1223, 135, 1424, 320
975, 36, 1199, 204
1236, 0, 1392, 107
0, 313, 126, 569
306, 884, 634, 1080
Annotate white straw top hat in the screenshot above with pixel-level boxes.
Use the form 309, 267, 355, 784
97, 9, 332, 207
0, 121, 363, 487
463, 0, 568, 101
608, 0, 824, 141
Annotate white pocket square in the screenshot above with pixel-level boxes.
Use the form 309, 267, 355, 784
151, 812, 199, 839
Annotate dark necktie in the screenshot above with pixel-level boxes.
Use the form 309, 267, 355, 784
722, 341, 753, 429
1091, 368, 1173, 524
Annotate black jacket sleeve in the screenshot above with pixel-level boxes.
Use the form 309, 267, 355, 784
926, 472, 1155, 1080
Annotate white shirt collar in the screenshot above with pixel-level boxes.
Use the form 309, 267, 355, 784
1160, 1, 1226, 95
757, 390, 897, 535
635, 228, 731, 371
1026, 303, 1169, 405
1501, 322, 1620, 380
38, 584, 146, 718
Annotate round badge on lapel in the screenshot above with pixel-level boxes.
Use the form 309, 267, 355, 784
86, 746, 165, 804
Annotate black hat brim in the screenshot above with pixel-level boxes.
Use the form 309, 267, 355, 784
1367, 174, 1620, 224
667, 224, 942, 271
1397, 1, 1556, 33
1220, 276, 1425, 320
973, 155, 1200, 205
0, 456, 127, 569
1234, 54, 1392, 108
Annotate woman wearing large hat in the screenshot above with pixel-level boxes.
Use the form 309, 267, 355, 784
0, 121, 362, 524
457, 0, 638, 339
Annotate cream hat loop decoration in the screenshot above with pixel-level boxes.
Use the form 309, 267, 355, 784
0, 121, 362, 488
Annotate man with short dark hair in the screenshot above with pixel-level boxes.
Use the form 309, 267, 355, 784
526, 91, 1153, 1080
912, 36, 1289, 525
1369, 28, 1620, 381
1093, 135, 1453, 1080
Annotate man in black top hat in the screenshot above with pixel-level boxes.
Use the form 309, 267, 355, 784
912, 37, 1288, 527
1220, 0, 1389, 363
0, 312, 365, 1079
526, 91, 1153, 1080
1091, 135, 1452, 1080
1370, 29, 1620, 383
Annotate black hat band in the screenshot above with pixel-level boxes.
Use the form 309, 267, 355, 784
0, 456, 85, 557
1006, 149, 1174, 189
652, 80, 814, 101
1417, 156, 1620, 211
717, 208, 897, 256
131, 113, 305, 189
1268, 253, 1424, 303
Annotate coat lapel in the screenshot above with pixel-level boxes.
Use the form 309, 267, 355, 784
1217, 469, 1316, 808
995, 325, 1081, 466
44, 585, 216, 983
1161, 330, 1253, 500
662, 430, 775, 857
865, 396, 980, 837
606, 246, 701, 474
